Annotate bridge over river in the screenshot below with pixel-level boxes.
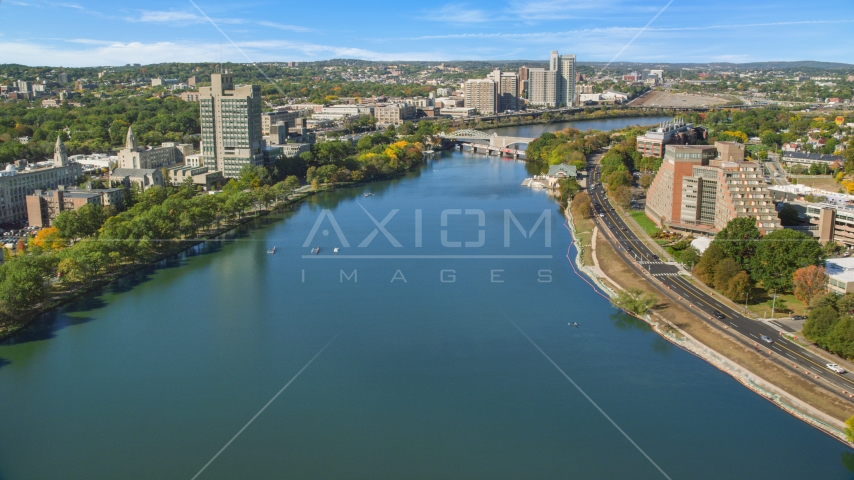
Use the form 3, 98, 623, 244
439, 129, 536, 158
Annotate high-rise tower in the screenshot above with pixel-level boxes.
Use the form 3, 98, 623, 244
199, 72, 264, 178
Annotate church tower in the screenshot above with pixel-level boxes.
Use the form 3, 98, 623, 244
126, 125, 138, 151
54, 135, 68, 166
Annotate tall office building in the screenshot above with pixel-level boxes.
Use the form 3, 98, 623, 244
527, 68, 557, 107
486, 69, 518, 112
199, 72, 264, 178
464, 78, 497, 114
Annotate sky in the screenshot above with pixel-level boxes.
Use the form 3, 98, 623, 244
0, 0, 852, 67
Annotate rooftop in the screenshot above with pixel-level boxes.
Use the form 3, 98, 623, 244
826, 258, 854, 283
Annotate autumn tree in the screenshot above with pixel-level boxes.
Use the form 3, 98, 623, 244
611, 185, 632, 209
793, 265, 828, 306
693, 244, 726, 285
725, 271, 753, 303
713, 258, 741, 292
31, 227, 65, 250
639, 173, 654, 189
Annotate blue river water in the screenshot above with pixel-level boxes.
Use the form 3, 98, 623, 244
1, 118, 853, 479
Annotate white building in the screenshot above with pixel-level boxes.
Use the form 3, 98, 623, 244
0, 136, 83, 224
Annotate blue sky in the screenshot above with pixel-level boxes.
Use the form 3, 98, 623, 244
0, 0, 852, 66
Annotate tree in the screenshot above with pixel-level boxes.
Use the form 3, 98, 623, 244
751, 229, 826, 292
802, 306, 839, 344
793, 265, 828, 306
778, 204, 799, 226
712, 217, 760, 269
558, 178, 580, 203
283, 175, 300, 194
825, 241, 844, 256
713, 258, 741, 292
612, 288, 657, 315
639, 173, 653, 189
31, 227, 65, 250
680, 247, 700, 268
611, 185, 632, 209
725, 271, 752, 303
846, 416, 854, 444
693, 244, 726, 285
0, 256, 51, 318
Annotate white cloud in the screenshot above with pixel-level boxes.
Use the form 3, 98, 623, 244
428, 3, 492, 23
257, 21, 313, 33
0, 39, 449, 66
130, 10, 245, 25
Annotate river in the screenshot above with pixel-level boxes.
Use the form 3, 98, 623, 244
1, 118, 852, 479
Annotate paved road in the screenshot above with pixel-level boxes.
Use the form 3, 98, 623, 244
763, 161, 789, 186
585, 163, 854, 404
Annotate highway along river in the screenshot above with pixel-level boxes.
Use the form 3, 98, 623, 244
1, 118, 853, 479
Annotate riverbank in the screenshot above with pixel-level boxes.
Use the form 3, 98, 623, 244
0, 163, 421, 343
563, 191, 854, 445
460, 107, 683, 131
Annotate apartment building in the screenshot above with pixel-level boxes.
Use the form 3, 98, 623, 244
645, 143, 781, 235
636, 118, 705, 158
199, 72, 265, 178
464, 79, 497, 115
374, 103, 417, 126
550, 51, 576, 107
528, 68, 557, 107
0, 137, 82, 225
26, 185, 125, 227
261, 109, 303, 134
486, 69, 519, 112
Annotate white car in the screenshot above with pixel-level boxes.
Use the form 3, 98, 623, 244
827, 363, 846, 374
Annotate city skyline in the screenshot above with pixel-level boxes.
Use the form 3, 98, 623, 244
0, 0, 852, 66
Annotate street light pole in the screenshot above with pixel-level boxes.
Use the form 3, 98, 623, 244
771, 288, 777, 318
744, 290, 750, 314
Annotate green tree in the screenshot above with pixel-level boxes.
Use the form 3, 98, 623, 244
845, 416, 854, 444
680, 246, 700, 268
638, 173, 654, 189
802, 306, 839, 344
713, 258, 741, 292
751, 229, 826, 292
712, 217, 761, 269
612, 288, 657, 315
777, 204, 799, 226
558, 178, 580, 203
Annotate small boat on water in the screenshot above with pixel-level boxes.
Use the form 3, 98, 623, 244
333, 247, 339, 253
363, 192, 374, 197
310, 246, 320, 254
267, 246, 277, 254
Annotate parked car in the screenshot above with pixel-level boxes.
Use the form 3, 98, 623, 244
827, 363, 846, 374
791, 315, 806, 320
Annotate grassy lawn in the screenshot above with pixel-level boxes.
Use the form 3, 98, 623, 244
745, 292, 809, 319
629, 210, 660, 236
791, 176, 841, 193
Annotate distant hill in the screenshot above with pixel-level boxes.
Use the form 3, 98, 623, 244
578, 60, 854, 71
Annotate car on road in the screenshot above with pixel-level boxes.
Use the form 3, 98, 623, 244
760, 335, 773, 344
712, 310, 726, 320
791, 315, 806, 320
827, 363, 846, 374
